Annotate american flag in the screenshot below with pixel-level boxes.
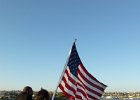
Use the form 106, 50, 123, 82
59, 43, 107, 100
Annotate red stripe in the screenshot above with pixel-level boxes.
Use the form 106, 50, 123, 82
63, 69, 78, 93
77, 76, 102, 97
77, 67, 103, 96
65, 70, 77, 86
75, 95, 82, 99
61, 75, 76, 95
61, 69, 88, 100
78, 69, 104, 91
77, 88, 88, 99
77, 81, 101, 99
80, 64, 107, 87
59, 84, 75, 100
88, 94, 100, 100
80, 64, 99, 82
59, 67, 105, 100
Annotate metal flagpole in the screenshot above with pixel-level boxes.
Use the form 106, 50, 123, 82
51, 54, 70, 100
51, 39, 77, 100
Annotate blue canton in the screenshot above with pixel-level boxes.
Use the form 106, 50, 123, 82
67, 43, 82, 77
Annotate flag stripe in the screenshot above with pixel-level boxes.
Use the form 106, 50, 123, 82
78, 71, 104, 94
76, 83, 99, 100
78, 65, 105, 91
61, 67, 102, 99
59, 43, 107, 100
61, 77, 76, 95
79, 64, 106, 88
76, 84, 99, 100
80, 64, 106, 87
76, 82, 101, 98
76, 88, 88, 99
60, 80, 74, 96
77, 80, 102, 99
78, 68, 104, 91
59, 84, 75, 99
61, 68, 77, 94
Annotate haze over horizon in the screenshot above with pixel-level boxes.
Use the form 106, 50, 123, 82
0, 0, 140, 92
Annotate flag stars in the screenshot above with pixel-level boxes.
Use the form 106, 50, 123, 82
67, 44, 82, 77
59, 43, 106, 100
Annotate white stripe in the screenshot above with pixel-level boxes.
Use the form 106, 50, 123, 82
66, 66, 102, 98
66, 67, 78, 81
78, 71, 104, 94
75, 98, 81, 100
76, 84, 87, 98
76, 92, 87, 100
60, 66, 103, 99
77, 82, 100, 99
60, 81, 74, 96
79, 65, 106, 89
63, 69, 77, 90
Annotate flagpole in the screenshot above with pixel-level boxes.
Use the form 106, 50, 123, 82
51, 40, 77, 100
51, 55, 70, 100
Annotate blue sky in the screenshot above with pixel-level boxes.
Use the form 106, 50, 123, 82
0, 0, 140, 92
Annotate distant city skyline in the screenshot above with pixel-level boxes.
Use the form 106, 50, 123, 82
0, 0, 140, 92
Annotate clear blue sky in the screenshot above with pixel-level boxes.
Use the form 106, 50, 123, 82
0, 0, 140, 92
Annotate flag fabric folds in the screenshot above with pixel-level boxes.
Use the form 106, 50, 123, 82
59, 43, 107, 100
